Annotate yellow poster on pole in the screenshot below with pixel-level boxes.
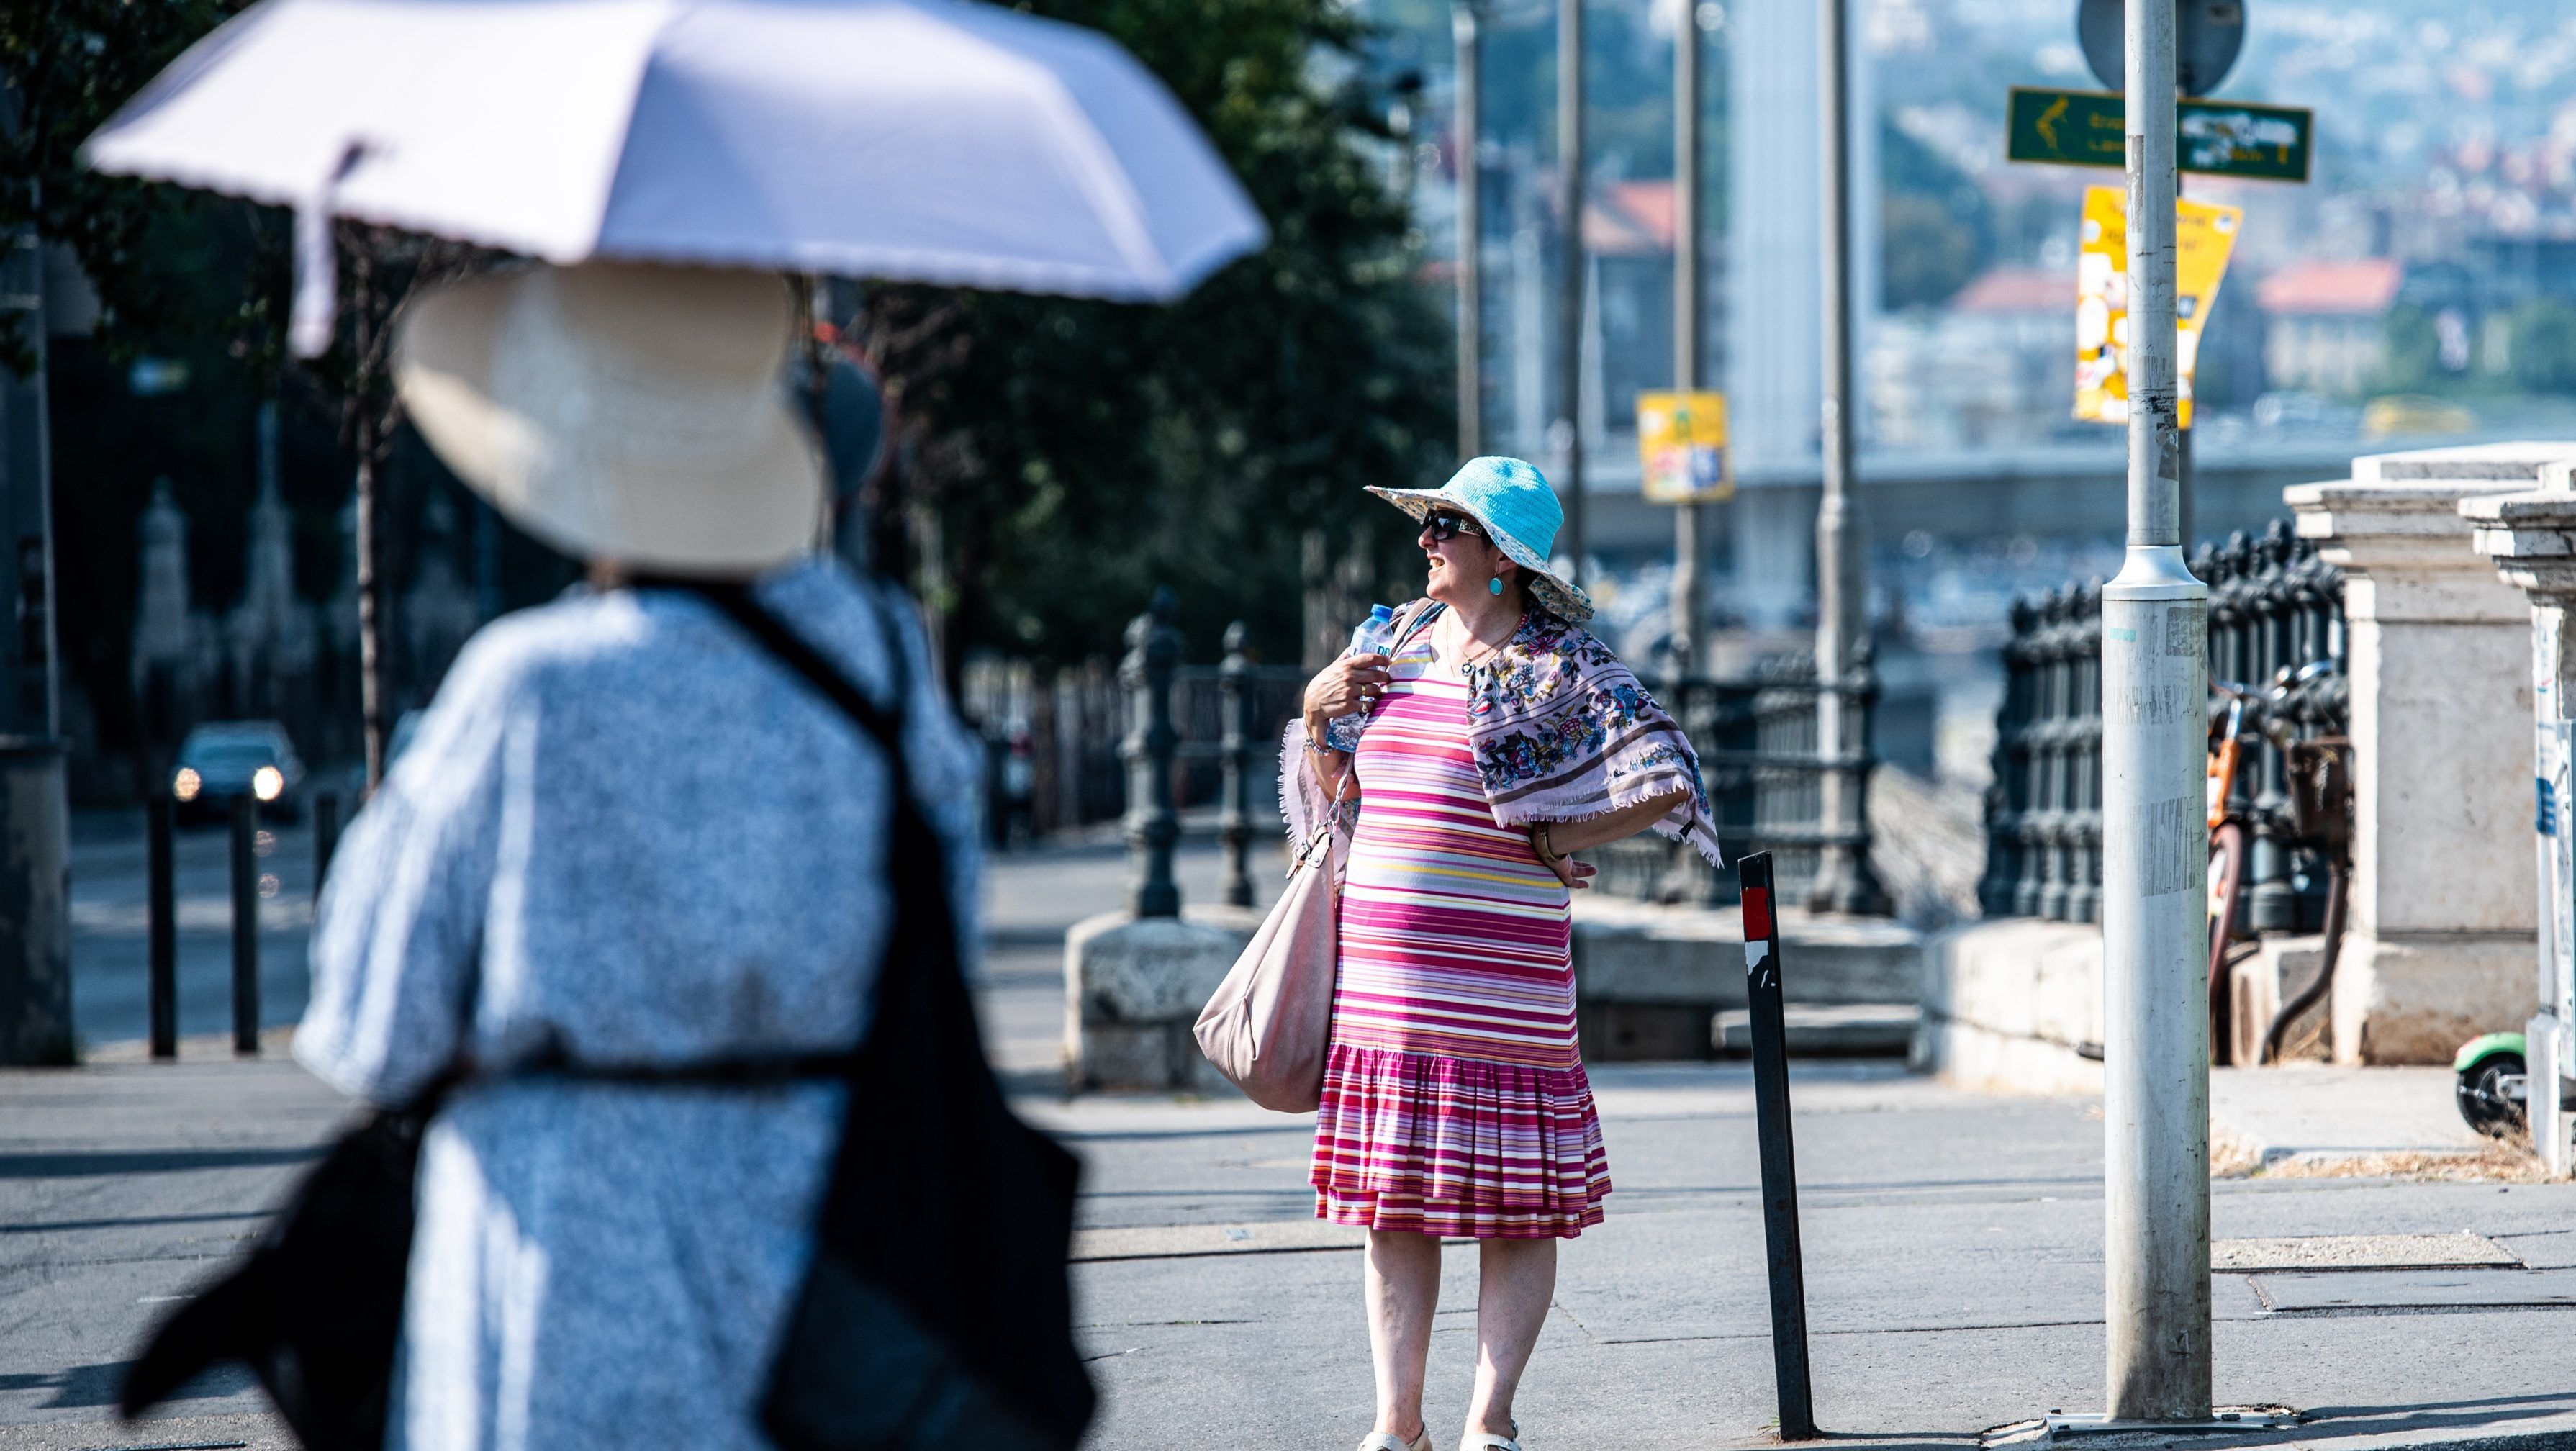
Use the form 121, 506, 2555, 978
1635, 390, 1732, 502
2074, 184, 2242, 428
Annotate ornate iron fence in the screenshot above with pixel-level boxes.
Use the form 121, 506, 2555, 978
1978, 520, 2348, 927
960, 609, 1306, 851
1591, 650, 1879, 910
972, 590, 1884, 916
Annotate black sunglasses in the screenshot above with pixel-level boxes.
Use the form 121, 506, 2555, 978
1426, 510, 1485, 543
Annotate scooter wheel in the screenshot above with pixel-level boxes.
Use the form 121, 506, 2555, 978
2457, 1053, 2527, 1140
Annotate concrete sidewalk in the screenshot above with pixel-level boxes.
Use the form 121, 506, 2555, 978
12, 1057, 2576, 1450
29, 833, 2576, 1450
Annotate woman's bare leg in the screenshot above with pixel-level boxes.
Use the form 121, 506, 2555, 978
1466, 1237, 1557, 1438
1365, 1229, 1444, 1442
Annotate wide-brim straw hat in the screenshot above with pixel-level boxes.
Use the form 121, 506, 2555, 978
1367, 456, 1594, 623
393, 261, 825, 575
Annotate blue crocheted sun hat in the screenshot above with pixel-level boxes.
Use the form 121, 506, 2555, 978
1366, 456, 1594, 623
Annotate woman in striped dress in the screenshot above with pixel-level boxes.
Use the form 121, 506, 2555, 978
1286, 458, 1721, 1451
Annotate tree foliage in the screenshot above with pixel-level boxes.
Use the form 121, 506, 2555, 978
2510, 299, 2576, 396
855, 0, 1452, 668
1879, 121, 1990, 312
0, 0, 255, 371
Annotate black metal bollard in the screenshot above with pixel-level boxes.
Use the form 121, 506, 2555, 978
147, 795, 177, 1060
1738, 851, 1816, 1441
230, 793, 260, 1057
1120, 588, 1183, 918
312, 789, 341, 904
1217, 622, 1255, 908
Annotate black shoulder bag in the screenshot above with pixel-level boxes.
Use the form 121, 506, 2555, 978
121, 580, 1094, 1451
691, 582, 1095, 1450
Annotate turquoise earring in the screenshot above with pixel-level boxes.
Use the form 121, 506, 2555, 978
1488, 575, 1504, 596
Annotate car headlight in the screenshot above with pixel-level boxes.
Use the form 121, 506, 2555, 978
173, 767, 201, 803
252, 766, 284, 803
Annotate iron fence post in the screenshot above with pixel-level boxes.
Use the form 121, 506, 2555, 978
1218, 621, 1254, 908
148, 795, 176, 1059
2069, 581, 2105, 924
1121, 589, 1184, 918
1978, 597, 2036, 918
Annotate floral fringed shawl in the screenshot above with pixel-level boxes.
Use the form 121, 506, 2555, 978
1279, 601, 1721, 864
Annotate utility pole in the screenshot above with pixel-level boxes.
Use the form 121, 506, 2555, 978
1668, 0, 1704, 678
1554, 0, 1586, 587
1809, 0, 1887, 916
2101, 0, 2211, 1423
1454, 0, 1484, 463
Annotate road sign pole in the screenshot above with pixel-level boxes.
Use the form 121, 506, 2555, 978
2102, 0, 2212, 1423
1668, 0, 1703, 679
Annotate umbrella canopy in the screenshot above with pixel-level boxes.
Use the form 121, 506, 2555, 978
84, 0, 1268, 305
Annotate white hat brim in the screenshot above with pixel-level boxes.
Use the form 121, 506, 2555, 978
393, 266, 825, 575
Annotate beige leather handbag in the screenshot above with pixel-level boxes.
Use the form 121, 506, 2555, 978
1195, 815, 1345, 1112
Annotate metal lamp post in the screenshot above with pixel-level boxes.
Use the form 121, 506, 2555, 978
2099, 0, 2211, 1424
1555, 0, 1585, 587
1809, 0, 1888, 917
1455, 0, 1484, 464
1668, 0, 1705, 679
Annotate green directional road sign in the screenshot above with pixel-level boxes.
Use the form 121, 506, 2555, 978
2006, 86, 2312, 183
2179, 98, 2313, 182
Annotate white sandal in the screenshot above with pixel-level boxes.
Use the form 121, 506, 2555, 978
1357, 1432, 1432, 1451
1460, 1425, 1522, 1451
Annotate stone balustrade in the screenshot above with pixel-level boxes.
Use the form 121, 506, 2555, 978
2284, 443, 2576, 1062
2461, 454, 2576, 1174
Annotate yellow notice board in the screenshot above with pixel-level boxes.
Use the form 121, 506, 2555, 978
2074, 184, 2243, 428
1635, 391, 1732, 502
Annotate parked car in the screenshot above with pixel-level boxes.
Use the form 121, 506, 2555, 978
171, 721, 306, 824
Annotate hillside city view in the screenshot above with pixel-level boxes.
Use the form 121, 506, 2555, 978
1352, 0, 2576, 683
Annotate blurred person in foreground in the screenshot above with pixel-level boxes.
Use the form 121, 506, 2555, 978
293, 261, 982, 1450
1285, 458, 1721, 1451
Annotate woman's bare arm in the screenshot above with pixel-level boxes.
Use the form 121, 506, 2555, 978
1527, 790, 1691, 888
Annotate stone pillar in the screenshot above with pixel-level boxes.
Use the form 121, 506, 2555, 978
2283, 443, 2576, 1062
2461, 459, 2576, 1173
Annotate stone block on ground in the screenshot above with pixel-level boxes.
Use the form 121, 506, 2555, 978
1571, 896, 1922, 1062
2287, 442, 2563, 1065
1912, 917, 2104, 1095
1712, 1002, 1917, 1057
1064, 905, 1261, 1093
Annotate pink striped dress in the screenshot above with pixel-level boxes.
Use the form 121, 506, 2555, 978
1311, 627, 1611, 1239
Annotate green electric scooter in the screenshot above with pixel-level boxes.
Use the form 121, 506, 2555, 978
2455, 1032, 2529, 1139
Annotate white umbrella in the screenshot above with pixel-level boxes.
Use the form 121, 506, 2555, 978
85, 0, 1268, 350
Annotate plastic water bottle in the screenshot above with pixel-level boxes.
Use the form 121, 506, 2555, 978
1348, 603, 1397, 659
